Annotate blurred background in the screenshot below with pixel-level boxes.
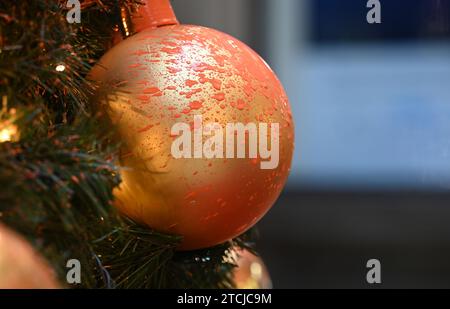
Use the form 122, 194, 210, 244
172, 0, 450, 288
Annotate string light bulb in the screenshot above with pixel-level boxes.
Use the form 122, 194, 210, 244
0, 96, 20, 143
55, 64, 66, 72
0, 124, 18, 143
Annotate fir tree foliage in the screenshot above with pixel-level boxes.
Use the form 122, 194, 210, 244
0, 0, 255, 288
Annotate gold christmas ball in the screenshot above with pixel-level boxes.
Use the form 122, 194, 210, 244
0, 224, 59, 289
90, 2, 294, 250
230, 248, 272, 289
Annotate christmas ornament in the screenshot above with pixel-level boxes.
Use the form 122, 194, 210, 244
230, 248, 272, 289
0, 224, 59, 289
89, 0, 294, 250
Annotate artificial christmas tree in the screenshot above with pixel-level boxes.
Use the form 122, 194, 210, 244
0, 0, 292, 288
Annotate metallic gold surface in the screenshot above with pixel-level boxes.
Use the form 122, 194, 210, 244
90, 25, 294, 250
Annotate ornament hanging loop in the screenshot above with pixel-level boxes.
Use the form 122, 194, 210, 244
120, 0, 179, 38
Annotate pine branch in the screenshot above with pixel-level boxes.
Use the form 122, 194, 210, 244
0, 0, 257, 289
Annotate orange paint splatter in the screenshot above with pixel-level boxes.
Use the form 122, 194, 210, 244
210, 79, 222, 90
163, 41, 178, 47
161, 47, 182, 54
132, 50, 150, 56
236, 99, 246, 110
192, 62, 217, 72
212, 92, 225, 101
137, 95, 150, 101
185, 80, 198, 87
213, 54, 226, 66
244, 83, 254, 97
181, 88, 203, 99
189, 101, 203, 110
167, 67, 181, 74
143, 87, 162, 96
137, 124, 154, 133
128, 63, 142, 69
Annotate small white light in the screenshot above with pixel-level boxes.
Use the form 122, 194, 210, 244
55, 64, 66, 72
0, 124, 18, 143
250, 262, 263, 279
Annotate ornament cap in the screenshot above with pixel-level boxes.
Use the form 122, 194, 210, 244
131, 0, 179, 33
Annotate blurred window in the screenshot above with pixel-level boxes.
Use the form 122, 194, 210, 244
309, 0, 450, 43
